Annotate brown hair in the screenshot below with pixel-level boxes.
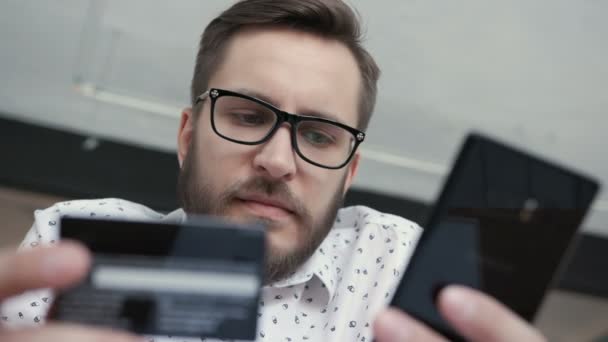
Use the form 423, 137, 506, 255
190, 0, 380, 131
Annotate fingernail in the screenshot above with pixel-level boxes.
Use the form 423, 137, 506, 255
377, 309, 412, 341
442, 285, 477, 320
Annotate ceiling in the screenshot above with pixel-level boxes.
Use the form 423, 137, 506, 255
1, 0, 607, 235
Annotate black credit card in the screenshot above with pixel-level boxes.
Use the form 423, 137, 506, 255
51, 216, 266, 340
390, 133, 600, 341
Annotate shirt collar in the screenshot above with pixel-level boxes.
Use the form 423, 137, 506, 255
163, 208, 187, 223
176, 208, 340, 305
267, 232, 339, 306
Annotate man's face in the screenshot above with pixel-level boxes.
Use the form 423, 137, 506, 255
177, 27, 361, 283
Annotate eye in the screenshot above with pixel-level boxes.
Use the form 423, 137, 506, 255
301, 129, 335, 146
229, 112, 271, 126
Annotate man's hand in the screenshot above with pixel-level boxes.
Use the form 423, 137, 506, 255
0, 241, 143, 342
374, 285, 547, 342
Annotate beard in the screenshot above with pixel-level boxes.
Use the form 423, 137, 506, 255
176, 142, 346, 284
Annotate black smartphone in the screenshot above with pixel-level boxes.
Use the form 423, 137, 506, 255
389, 133, 600, 341
51, 216, 266, 341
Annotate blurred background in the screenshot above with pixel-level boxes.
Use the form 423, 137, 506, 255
0, 0, 607, 340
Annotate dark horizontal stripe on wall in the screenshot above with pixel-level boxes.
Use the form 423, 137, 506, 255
0, 114, 606, 298
0, 115, 179, 210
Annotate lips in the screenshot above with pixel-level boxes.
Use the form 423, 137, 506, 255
236, 194, 295, 219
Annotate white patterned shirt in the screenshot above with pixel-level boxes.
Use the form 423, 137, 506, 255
1, 198, 422, 341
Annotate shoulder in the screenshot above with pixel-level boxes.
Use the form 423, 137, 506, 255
27, 198, 165, 246
336, 205, 423, 237
333, 205, 423, 272
331, 205, 423, 267
36, 198, 164, 221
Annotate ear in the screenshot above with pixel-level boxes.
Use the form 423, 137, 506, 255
342, 152, 360, 195
177, 107, 195, 168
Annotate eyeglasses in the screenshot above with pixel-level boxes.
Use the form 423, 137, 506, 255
195, 88, 365, 169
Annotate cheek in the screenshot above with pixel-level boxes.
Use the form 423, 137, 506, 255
193, 124, 261, 191
299, 168, 345, 212
196, 122, 255, 165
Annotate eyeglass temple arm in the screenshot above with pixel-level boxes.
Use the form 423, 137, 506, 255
195, 90, 210, 104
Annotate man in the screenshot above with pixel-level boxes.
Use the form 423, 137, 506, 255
0, 0, 547, 341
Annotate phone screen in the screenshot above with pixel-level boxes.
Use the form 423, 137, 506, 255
390, 133, 600, 341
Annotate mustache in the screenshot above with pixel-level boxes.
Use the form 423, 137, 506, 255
223, 177, 308, 219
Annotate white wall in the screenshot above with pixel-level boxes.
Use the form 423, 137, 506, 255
0, 0, 606, 234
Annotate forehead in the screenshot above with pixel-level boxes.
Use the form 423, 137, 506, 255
208, 27, 362, 127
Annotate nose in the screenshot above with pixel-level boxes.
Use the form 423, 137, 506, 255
252, 124, 297, 181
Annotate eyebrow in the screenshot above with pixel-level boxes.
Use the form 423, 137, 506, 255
234, 87, 345, 125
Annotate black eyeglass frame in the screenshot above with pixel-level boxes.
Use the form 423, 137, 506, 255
195, 88, 366, 169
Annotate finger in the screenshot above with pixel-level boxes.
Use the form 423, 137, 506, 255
0, 241, 91, 299
437, 285, 547, 342
374, 308, 449, 342
0, 323, 144, 342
